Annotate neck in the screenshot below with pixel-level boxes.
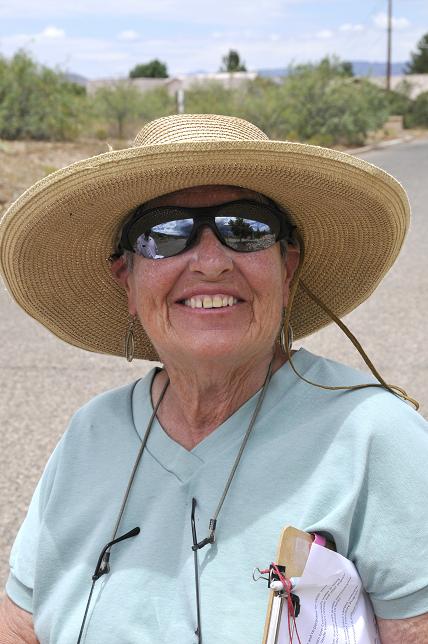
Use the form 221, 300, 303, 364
151, 347, 287, 450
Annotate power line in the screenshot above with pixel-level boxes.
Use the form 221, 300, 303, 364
339, 0, 385, 60
386, 0, 392, 90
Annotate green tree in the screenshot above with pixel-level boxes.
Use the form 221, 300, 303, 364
339, 61, 354, 77
0, 50, 87, 140
136, 86, 175, 121
384, 86, 412, 117
406, 33, 428, 74
405, 91, 428, 127
129, 59, 168, 78
277, 57, 388, 145
93, 82, 175, 138
164, 55, 391, 146
94, 81, 144, 138
220, 50, 247, 72
228, 217, 254, 242
238, 77, 287, 138
185, 81, 241, 115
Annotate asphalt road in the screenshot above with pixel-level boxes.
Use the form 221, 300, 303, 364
0, 138, 427, 593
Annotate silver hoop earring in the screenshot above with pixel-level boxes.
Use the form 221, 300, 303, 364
124, 315, 136, 362
279, 309, 294, 353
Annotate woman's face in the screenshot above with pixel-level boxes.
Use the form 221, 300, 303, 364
115, 185, 300, 367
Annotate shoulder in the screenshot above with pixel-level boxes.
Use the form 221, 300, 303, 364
290, 348, 427, 442
296, 347, 378, 389
72, 368, 155, 426
58, 368, 157, 455
72, 380, 138, 425
35, 369, 157, 507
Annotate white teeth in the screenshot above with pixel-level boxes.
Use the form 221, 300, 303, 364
183, 295, 238, 309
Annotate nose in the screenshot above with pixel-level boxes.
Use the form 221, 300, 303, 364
188, 226, 233, 277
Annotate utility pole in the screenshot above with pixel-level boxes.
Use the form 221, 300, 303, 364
176, 88, 185, 114
386, 0, 392, 91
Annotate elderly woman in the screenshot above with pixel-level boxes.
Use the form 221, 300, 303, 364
0, 114, 427, 643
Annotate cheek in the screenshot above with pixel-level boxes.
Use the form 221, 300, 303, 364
246, 251, 285, 301
128, 260, 177, 318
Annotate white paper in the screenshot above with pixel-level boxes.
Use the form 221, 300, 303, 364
277, 543, 381, 643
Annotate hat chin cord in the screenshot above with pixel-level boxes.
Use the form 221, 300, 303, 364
282, 233, 419, 411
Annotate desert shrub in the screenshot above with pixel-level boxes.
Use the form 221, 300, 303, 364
277, 59, 389, 146
184, 81, 242, 116
184, 58, 389, 146
404, 91, 428, 128
92, 83, 175, 139
0, 50, 87, 141
384, 88, 412, 117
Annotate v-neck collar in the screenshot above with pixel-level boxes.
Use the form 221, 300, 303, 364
130, 348, 313, 484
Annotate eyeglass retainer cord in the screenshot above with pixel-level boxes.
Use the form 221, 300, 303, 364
77, 358, 274, 643
283, 230, 419, 411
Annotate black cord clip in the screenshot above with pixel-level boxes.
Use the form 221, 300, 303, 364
191, 515, 217, 550
92, 526, 140, 581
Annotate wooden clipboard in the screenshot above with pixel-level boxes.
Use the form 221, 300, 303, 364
262, 526, 336, 644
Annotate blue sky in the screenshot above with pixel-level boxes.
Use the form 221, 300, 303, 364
0, 0, 426, 79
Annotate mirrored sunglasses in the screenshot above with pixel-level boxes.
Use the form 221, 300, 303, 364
118, 200, 295, 260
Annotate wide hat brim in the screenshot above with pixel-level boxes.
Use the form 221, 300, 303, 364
0, 134, 409, 361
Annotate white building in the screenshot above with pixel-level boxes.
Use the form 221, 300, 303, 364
87, 72, 259, 97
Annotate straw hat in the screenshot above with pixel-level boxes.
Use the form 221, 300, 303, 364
0, 114, 410, 361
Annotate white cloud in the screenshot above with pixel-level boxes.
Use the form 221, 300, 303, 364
0, 0, 296, 22
1, 19, 426, 79
39, 26, 65, 39
373, 12, 410, 30
117, 30, 139, 41
339, 23, 364, 33
316, 30, 333, 39
74, 51, 130, 62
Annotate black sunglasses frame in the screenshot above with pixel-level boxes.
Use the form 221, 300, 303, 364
118, 199, 295, 259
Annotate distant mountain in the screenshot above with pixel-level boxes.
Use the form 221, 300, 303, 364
258, 61, 408, 78
63, 72, 88, 86
350, 61, 407, 76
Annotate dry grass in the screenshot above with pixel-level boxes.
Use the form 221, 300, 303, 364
0, 140, 110, 216
2, 131, 427, 216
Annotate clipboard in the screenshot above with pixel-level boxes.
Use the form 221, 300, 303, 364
260, 526, 379, 644
262, 526, 335, 644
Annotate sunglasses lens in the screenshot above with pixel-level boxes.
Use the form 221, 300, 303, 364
215, 216, 277, 251
126, 201, 283, 259
133, 219, 194, 258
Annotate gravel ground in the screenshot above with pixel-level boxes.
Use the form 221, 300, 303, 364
0, 137, 427, 595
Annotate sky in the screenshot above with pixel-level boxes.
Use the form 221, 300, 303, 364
0, 0, 426, 79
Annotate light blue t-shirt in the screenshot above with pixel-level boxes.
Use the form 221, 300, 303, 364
6, 349, 428, 643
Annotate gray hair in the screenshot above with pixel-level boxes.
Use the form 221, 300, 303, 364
123, 249, 135, 271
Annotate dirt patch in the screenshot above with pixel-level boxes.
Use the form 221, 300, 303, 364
2, 132, 428, 216
0, 140, 110, 215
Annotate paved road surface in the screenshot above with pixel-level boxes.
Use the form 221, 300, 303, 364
1, 139, 427, 592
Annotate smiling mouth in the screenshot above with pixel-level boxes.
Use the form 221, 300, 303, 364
181, 295, 239, 309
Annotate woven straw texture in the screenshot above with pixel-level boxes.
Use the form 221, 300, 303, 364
0, 114, 410, 361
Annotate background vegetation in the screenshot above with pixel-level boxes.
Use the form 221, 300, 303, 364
129, 59, 168, 79
405, 33, 428, 74
0, 39, 427, 146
